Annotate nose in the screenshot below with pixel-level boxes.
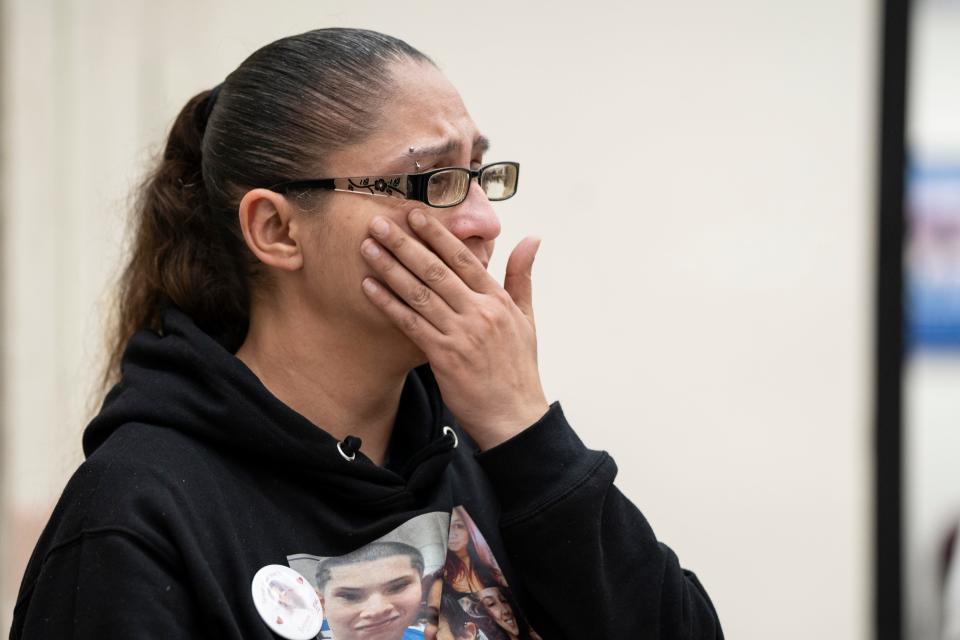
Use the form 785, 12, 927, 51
439, 179, 501, 245
360, 593, 396, 622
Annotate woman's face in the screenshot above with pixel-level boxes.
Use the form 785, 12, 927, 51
293, 59, 501, 365
447, 510, 469, 555
477, 587, 519, 637
423, 578, 443, 639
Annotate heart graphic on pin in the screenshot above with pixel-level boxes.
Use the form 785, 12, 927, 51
277, 616, 284, 624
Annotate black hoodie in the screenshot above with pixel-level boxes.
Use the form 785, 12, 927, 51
9, 307, 723, 639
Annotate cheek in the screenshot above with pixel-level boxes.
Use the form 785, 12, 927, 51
397, 585, 423, 611
389, 588, 423, 630
303, 221, 369, 298
324, 600, 357, 624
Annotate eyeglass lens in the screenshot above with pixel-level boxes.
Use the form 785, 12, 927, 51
426, 163, 517, 206
480, 164, 517, 201
427, 170, 471, 206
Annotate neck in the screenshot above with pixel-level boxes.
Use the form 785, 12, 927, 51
235, 294, 421, 466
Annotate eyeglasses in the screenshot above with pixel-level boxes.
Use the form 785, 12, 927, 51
267, 161, 519, 209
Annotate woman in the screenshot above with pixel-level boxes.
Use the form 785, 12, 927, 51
9, 28, 722, 639
443, 506, 505, 595
471, 586, 540, 640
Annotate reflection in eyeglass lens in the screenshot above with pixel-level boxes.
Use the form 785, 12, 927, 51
427, 170, 470, 206
481, 164, 516, 201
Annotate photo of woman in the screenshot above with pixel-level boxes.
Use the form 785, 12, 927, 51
442, 507, 505, 595
473, 587, 540, 640
436, 507, 539, 640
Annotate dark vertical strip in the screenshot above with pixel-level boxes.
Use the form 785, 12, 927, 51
876, 0, 910, 639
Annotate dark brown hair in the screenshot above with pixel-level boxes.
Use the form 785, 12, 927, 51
104, 28, 432, 388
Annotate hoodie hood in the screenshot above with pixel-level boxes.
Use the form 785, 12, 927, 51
83, 307, 457, 510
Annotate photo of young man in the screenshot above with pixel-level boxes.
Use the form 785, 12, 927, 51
315, 541, 426, 640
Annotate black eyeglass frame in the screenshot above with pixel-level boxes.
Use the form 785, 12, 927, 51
266, 161, 519, 209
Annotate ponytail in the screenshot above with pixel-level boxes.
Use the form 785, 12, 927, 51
103, 88, 251, 388
102, 28, 434, 390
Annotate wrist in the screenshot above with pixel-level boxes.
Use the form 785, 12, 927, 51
467, 400, 550, 451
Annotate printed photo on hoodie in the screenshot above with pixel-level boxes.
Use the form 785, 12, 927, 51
287, 507, 540, 640
435, 506, 542, 640
288, 512, 448, 640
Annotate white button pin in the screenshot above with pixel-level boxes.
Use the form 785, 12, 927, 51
251, 564, 323, 640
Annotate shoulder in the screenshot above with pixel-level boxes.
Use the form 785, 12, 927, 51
45, 423, 221, 552
83, 422, 220, 499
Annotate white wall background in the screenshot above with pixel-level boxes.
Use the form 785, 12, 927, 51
0, 1, 878, 638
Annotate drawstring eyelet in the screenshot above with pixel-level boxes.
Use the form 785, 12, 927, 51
442, 426, 458, 449
337, 435, 362, 462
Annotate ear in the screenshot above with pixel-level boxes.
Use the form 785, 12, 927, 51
238, 188, 305, 272
463, 622, 478, 639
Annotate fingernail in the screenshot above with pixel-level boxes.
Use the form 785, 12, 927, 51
362, 278, 378, 294
362, 239, 381, 258
409, 210, 427, 227
371, 217, 389, 236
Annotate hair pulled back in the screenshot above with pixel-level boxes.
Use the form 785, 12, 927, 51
105, 28, 432, 387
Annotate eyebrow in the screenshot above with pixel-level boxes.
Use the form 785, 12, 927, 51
330, 575, 414, 596
383, 576, 415, 589
404, 135, 491, 161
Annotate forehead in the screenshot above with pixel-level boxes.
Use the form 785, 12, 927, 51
477, 587, 502, 600
326, 60, 483, 175
324, 555, 419, 590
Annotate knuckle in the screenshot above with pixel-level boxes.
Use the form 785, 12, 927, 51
423, 261, 448, 284
439, 338, 470, 364
453, 247, 476, 268
492, 289, 513, 306
478, 304, 502, 326
401, 312, 420, 334
409, 285, 432, 306
389, 234, 407, 252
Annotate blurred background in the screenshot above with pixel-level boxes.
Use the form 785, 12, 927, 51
0, 0, 953, 638
905, 1, 960, 639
